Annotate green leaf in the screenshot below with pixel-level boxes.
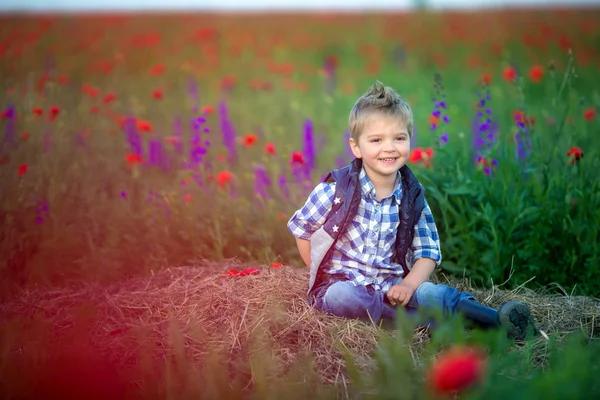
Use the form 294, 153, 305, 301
444, 185, 474, 195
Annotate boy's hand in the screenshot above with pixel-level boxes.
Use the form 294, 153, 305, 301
386, 282, 415, 307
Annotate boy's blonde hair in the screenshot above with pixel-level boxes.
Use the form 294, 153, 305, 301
348, 81, 413, 142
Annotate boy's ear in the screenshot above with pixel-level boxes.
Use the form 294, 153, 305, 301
349, 137, 362, 159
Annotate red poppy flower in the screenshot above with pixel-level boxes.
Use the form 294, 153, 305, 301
479, 72, 492, 86
249, 78, 263, 91
202, 105, 213, 115
239, 268, 259, 276
125, 153, 143, 164
365, 61, 380, 75
223, 269, 240, 277
152, 89, 163, 100
32, 107, 43, 116
81, 84, 99, 97
243, 133, 258, 147
410, 148, 423, 163
410, 147, 434, 167
291, 152, 304, 165
216, 170, 233, 188
429, 114, 440, 128
567, 146, 584, 165
422, 148, 434, 167
271, 262, 283, 269
513, 110, 529, 126
502, 66, 517, 82
428, 346, 486, 396
18, 163, 28, 177
223, 268, 260, 278
325, 54, 339, 69
477, 156, 489, 168
102, 93, 117, 104
264, 142, 276, 155
136, 120, 152, 133
57, 75, 68, 85
584, 107, 596, 121
49, 106, 60, 122
558, 34, 570, 51
221, 75, 236, 90
164, 136, 181, 144
89, 105, 100, 114
21, 132, 29, 141
36, 72, 49, 91
261, 81, 273, 91
150, 64, 165, 76
529, 65, 544, 83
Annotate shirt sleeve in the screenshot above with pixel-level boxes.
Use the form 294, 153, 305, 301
287, 181, 336, 240
410, 197, 442, 267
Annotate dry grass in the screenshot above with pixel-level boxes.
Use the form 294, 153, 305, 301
1, 260, 598, 399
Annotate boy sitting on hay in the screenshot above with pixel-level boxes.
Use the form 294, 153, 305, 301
287, 81, 537, 341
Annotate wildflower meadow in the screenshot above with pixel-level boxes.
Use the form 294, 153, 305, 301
0, 8, 599, 400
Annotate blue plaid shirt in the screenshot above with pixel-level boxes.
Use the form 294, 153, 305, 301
288, 166, 442, 292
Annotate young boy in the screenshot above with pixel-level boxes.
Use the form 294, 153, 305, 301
287, 81, 537, 341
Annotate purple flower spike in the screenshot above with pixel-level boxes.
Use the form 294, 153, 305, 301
302, 119, 316, 170
278, 174, 290, 200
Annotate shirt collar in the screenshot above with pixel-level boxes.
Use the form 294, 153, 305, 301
358, 166, 402, 204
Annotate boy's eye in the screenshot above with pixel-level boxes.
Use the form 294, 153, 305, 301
370, 137, 407, 142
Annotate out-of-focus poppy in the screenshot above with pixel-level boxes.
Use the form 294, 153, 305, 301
428, 345, 486, 396
567, 146, 584, 165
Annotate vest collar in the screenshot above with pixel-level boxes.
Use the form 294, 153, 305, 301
349, 158, 402, 204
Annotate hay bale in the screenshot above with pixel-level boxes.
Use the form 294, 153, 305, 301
1, 260, 598, 398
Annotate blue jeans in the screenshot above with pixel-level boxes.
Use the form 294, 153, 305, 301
308, 274, 476, 324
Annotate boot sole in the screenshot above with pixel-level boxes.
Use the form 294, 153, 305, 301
498, 302, 537, 341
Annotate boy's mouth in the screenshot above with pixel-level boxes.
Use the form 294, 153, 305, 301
379, 157, 398, 163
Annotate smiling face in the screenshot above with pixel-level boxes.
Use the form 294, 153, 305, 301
349, 113, 411, 187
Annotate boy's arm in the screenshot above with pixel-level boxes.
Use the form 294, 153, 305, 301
286, 181, 336, 268
295, 238, 311, 268
403, 198, 442, 289
401, 257, 436, 290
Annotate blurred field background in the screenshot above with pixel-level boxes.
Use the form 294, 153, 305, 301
1, 1, 600, 398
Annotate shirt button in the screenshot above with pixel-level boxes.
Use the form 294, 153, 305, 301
374, 227, 379, 232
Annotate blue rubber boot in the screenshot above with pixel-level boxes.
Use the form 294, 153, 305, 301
456, 299, 537, 341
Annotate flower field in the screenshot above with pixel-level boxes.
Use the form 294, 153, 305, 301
0, 8, 599, 399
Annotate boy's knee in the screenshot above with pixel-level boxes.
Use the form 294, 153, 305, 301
322, 281, 357, 309
415, 281, 446, 307
322, 281, 380, 320
415, 281, 437, 295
